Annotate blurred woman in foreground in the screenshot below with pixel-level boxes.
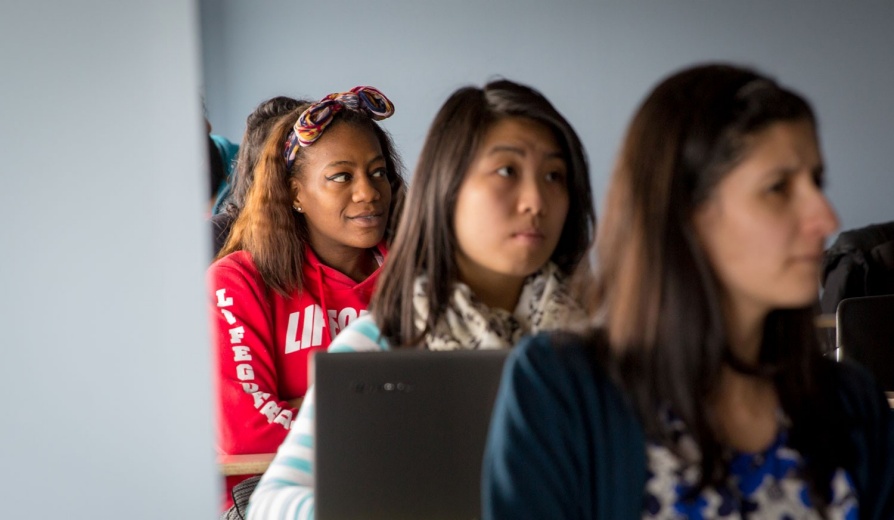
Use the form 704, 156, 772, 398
483, 63, 894, 519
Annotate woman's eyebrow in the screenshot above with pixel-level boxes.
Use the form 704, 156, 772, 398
324, 159, 356, 169
487, 145, 564, 160
761, 160, 823, 180
487, 145, 525, 157
323, 155, 384, 170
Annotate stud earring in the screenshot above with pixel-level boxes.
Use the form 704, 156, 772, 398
294, 203, 303, 212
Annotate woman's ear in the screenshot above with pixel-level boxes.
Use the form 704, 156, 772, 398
290, 177, 302, 208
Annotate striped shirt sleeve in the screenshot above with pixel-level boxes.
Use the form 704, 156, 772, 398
247, 314, 389, 519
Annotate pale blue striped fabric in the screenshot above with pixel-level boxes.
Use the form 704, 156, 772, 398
246, 314, 390, 520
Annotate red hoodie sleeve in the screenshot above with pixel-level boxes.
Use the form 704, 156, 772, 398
208, 255, 298, 459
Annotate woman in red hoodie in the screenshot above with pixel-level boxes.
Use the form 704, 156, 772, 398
208, 86, 405, 511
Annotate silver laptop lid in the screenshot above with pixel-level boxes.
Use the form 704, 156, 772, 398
314, 349, 509, 520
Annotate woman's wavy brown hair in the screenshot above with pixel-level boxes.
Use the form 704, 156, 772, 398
218, 96, 307, 219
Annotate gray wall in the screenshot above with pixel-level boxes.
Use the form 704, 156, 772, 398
2, 1, 216, 517
201, 0, 894, 233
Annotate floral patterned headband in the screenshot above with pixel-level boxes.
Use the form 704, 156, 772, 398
283, 85, 394, 169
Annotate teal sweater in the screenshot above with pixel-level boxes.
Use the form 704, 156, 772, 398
482, 333, 894, 519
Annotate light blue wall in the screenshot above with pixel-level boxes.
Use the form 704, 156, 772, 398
201, 0, 894, 233
2, 1, 216, 517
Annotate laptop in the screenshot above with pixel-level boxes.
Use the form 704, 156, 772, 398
837, 294, 894, 391
313, 349, 510, 520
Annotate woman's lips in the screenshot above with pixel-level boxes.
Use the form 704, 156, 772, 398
512, 229, 545, 244
348, 212, 385, 228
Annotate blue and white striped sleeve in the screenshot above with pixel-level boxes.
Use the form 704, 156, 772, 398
246, 314, 388, 519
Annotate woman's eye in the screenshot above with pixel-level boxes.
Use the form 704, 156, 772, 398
496, 166, 514, 177
545, 170, 566, 183
327, 173, 350, 183
767, 178, 789, 195
370, 168, 387, 179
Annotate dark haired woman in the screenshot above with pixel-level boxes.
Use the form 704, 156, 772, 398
483, 64, 894, 519
247, 79, 596, 519
208, 86, 406, 511
210, 95, 306, 256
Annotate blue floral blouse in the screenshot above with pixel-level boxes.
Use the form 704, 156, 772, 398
643, 414, 858, 519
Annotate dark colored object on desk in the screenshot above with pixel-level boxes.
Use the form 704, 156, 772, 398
836, 294, 894, 391
314, 349, 509, 520
820, 221, 894, 350
822, 221, 894, 311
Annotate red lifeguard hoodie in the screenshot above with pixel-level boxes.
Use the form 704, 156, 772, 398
208, 243, 386, 510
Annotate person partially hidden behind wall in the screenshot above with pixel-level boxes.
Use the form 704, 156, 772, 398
207, 116, 239, 215
209, 96, 305, 257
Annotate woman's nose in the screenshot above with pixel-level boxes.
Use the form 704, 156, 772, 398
517, 176, 546, 216
352, 173, 380, 203
804, 185, 839, 239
